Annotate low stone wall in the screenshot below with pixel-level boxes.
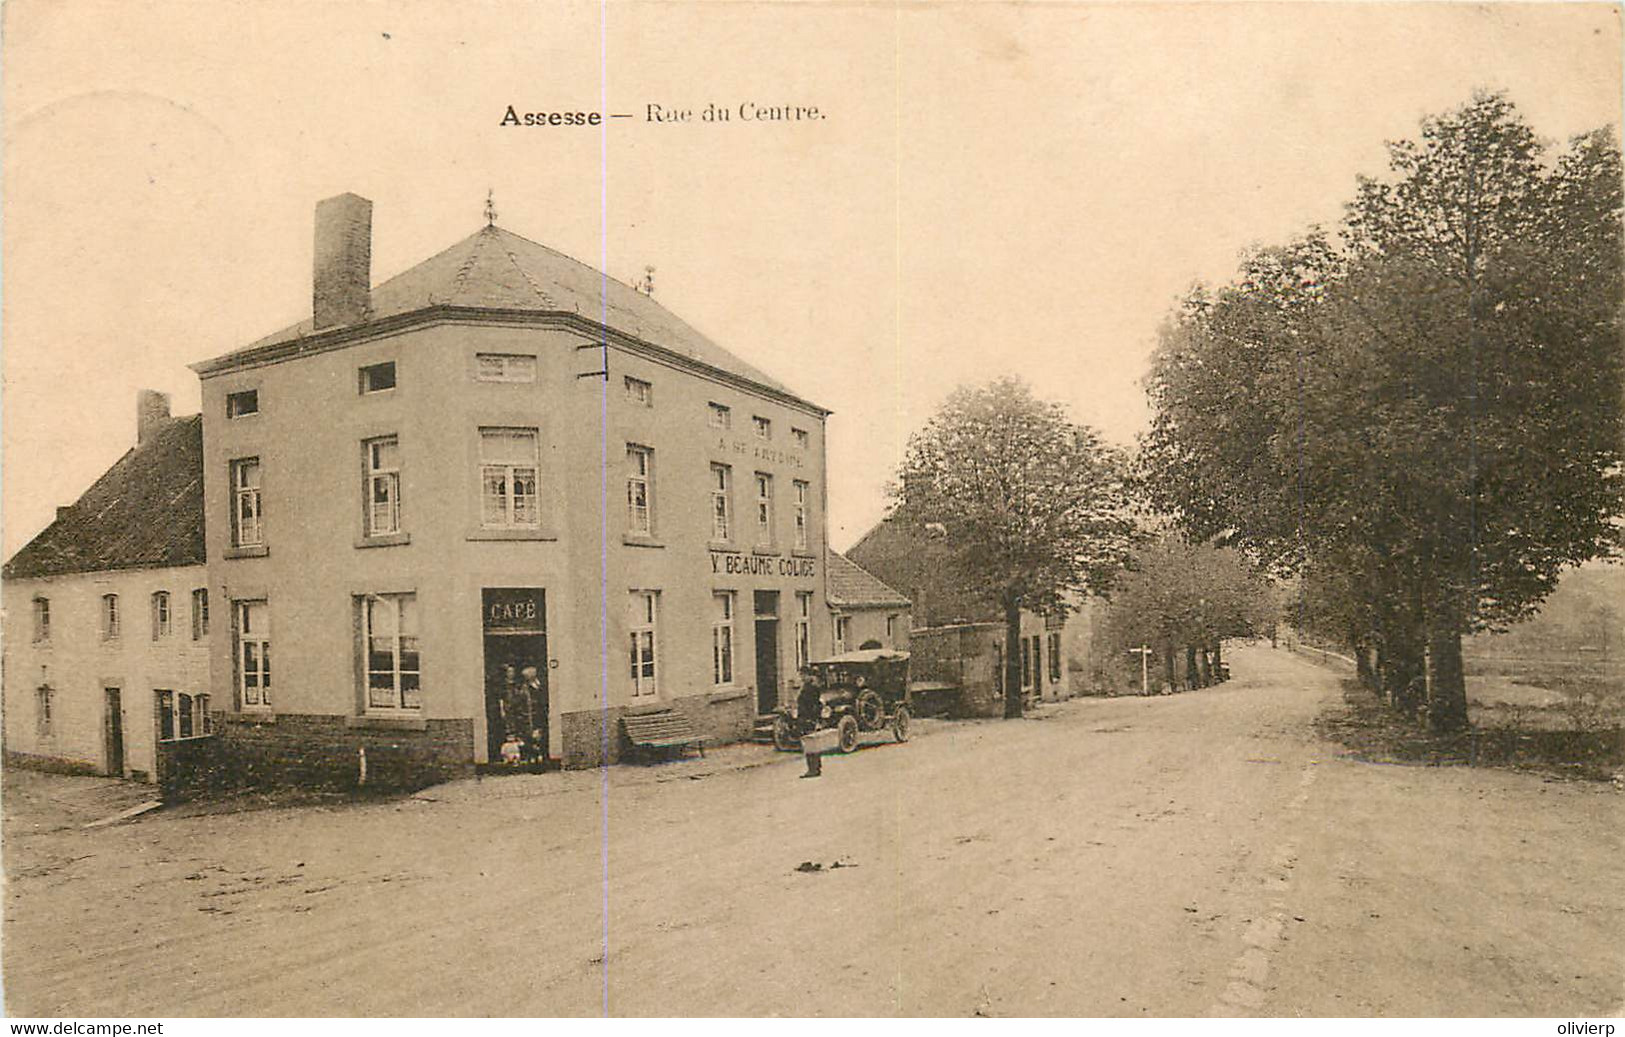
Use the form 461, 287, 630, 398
186, 714, 475, 795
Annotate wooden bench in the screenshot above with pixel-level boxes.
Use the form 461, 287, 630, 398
620, 709, 704, 762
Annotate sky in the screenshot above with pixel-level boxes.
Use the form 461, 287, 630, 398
3, 1, 1620, 557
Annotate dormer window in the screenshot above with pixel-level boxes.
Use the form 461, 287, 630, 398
226, 390, 258, 418
360, 361, 396, 394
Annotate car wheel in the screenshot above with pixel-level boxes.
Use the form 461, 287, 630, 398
855, 690, 884, 731
892, 705, 911, 743
836, 714, 859, 754
772, 714, 800, 753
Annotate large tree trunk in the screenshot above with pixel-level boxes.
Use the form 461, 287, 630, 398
1184, 644, 1200, 690
1211, 640, 1223, 681
1162, 643, 1176, 694
1353, 635, 1374, 688
1380, 636, 1425, 714
1003, 598, 1024, 719
1195, 644, 1212, 687
1425, 625, 1469, 732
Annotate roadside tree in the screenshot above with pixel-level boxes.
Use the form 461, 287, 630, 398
890, 377, 1136, 717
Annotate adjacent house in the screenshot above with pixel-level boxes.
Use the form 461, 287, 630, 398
844, 516, 1100, 702
1, 394, 211, 783
825, 549, 911, 654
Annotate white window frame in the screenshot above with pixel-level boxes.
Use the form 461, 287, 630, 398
32, 597, 50, 643
754, 472, 774, 549
712, 592, 735, 687
627, 445, 653, 535
191, 588, 209, 640
479, 427, 541, 529
710, 463, 732, 542
365, 436, 402, 536
795, 592, 813, 671
359, 361, 396, 394
101, 593, 120, 641
834, 614, 850, 655
708, 402, 731, 429
363, 593, 421, 712
231, 458, 263, 547
151, 591, 171, 640
792, 480, 809, 551
624, 376, 653, 407
629, 591, 659, 698
475, 353, 538, 383
752, 415, 772, 440
236, 601, 271, 710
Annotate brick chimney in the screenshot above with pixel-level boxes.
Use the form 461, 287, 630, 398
313, 193, 373, 330
137, 389, 171, 445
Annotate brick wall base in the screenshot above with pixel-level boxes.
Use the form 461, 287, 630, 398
3, 750, 104, 778
185, 714, 475, 797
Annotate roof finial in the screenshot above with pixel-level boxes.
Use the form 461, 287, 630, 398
635, 265, 655, 296
484, 189, 498, 227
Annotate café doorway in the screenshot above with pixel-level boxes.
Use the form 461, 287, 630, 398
481, 588, 548, 767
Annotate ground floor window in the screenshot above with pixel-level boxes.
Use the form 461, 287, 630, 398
157, 691, 211, 740
833, 614, 850, 655
1048, 632, 1063, 683
363, 593, 421, 710
629, 591, 659, 697
795, 592, 812, 671
1021, 637, 1033, 689
236, 601, 271, 709
712, 592, 735, 686
35, 685, 53, 736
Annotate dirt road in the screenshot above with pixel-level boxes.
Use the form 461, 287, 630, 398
5, 643, 1620, 1017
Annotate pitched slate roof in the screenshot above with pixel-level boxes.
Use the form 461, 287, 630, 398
3, 416, 205, 580
203, 224, 806, 402
826, 549, 912, 610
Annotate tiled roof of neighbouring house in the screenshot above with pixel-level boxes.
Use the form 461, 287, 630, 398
201, 224, 815, 406
3, 416, 205, 580
826, 549, 912, 609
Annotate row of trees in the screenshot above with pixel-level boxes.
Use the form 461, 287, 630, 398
884, 93, 1620, 731
1140, 92, 1623, 729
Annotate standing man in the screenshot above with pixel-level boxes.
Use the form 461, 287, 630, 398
520, 664, 550, 770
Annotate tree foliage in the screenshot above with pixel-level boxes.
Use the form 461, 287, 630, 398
890, 377, 1137, 716
1142, 92, 1624, 729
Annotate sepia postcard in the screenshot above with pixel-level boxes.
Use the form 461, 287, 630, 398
2, 0, 1621, 1026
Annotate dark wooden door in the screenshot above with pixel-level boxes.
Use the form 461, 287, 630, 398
104, 688, 124, 777
755, 620, 780, 713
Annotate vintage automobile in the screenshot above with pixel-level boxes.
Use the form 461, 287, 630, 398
773, 648, 914, 753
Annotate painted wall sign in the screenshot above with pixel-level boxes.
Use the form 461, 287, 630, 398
716, 436, 806, 470
482, 587, 547, 633
708, 551, 817, 579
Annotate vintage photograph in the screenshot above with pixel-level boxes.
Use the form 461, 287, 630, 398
2, 0, 1621, 1022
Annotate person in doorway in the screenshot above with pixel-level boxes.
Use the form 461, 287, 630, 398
520, 664, 550, 770
499, 664, 534, 765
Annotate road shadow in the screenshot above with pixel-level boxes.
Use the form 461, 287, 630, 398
1314, 678, 1623, 783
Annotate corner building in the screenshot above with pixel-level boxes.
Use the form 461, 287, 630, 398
194, 194, 830, 780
